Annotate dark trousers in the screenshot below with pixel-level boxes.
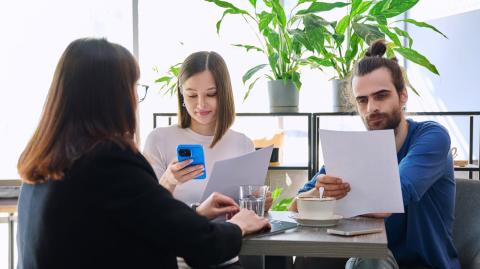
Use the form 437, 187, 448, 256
239, 255, 294, 269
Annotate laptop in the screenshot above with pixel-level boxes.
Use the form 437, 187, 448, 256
247, 219, 298, 238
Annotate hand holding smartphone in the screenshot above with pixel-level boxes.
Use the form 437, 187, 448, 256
176, 144, 206, 180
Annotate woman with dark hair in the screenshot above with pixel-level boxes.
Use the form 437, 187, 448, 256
16, 38, 270, 269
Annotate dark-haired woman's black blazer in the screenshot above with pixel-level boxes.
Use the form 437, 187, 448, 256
17, 142, 242, 269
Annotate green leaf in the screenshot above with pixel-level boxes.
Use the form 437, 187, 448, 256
332, 34, 345, 47
215, 9, 236, 34
289, 29, 314, 51
292, 39, 302, 55
370, 0, 418, 18
386, 41, 396, 58
271, 198, 294, 211
345, 33, 360, 68
400, 18, 448, 39
393, 27, 413, 47
369, 0, 387, 16
258, 11, 274, 32
378, 24, 401, 47
303, 14, 331, 27
352, 22, 385, 44
243, 77, 261, 101
271, 0, 287, 28
351, 0, 362, 13
393, 47, 439, 75
292, 71, 302, 90
302, 14, 328, 53
264, 28, 280, 50
305, 27, 325, 54
248, 0, 256, 8
232, 43, 263, 52
271, 187, 283, 201
154, 76, 171, 83
297, 1, 350, 15
242, 64, 268, 84
307, 56, 334, 67
169, 64, 181, 76
351, 1, 373, 16
268, 51, 280, 79
335, 15, 350, 35
205, 0, 249, 33
374, 15, 387, 25
382, 0, 393, 11
205, 0, 248, 13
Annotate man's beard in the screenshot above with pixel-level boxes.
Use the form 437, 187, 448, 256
362, 108, 402, 131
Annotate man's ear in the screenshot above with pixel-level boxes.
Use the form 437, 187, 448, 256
399, 88, 408, 108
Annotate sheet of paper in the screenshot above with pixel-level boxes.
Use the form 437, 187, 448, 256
200, 146, 273, 202
319, 129, 404, 218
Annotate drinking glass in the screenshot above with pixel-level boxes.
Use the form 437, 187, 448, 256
239, 185, 268, 217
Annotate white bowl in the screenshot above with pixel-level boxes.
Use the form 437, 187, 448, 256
297, 197, 336, 220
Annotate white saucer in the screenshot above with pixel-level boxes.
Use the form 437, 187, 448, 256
290, 214, 343, 227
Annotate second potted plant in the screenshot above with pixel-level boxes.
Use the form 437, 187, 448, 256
308, 0, 447, 111
205, 0, 349, 112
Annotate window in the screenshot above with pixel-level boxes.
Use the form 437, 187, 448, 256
0, 0, 133, 179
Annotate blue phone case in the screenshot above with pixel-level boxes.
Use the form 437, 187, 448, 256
176, 144, 206, 179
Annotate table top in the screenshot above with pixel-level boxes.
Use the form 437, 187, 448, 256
241, 211, 388, 259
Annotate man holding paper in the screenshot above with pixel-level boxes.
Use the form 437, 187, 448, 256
293, 40, 460, 269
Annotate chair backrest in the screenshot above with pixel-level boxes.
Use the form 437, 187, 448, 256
453, 179, 480, 269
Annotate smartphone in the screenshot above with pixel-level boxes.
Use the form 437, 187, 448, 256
176, 144, 206, 179
326, 227, 382, 236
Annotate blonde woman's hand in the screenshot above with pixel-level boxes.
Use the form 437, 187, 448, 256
159, 159, 204, 192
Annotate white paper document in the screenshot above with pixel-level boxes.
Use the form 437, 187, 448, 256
200, 146, 273, 202
319, 129, 404, 218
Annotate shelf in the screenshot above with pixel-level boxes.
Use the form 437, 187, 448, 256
268, 166, 309, 170
454, 165, 480, 172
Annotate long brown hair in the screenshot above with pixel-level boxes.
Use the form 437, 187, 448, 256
17, 38, 140, 183
176, 51, 235, 148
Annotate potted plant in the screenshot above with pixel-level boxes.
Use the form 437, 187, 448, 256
203, 0, 349, 112
153, 63, 182, 97
307, 0, 447, 111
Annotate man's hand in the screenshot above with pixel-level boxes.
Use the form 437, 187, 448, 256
196, 192, 239, 220
315, 174, 350, 199
289, 174, 351, 212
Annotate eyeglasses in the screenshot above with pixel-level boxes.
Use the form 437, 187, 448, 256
136, 83, 150, 103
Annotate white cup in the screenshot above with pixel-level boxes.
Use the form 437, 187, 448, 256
297, 197, 336, 220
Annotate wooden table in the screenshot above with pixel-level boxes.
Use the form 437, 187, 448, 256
241, 211, 388, 259
0, 198, 18, 269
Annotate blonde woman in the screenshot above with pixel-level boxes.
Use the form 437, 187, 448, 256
144, 51, 273, 268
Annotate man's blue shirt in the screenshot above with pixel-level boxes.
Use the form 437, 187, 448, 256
299, 119, 460, 269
